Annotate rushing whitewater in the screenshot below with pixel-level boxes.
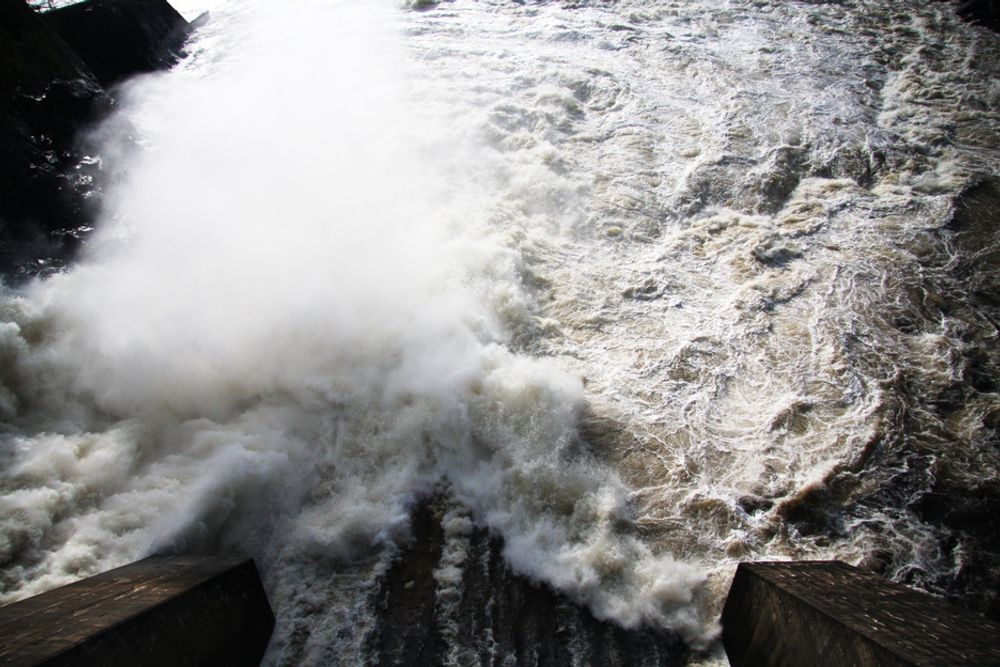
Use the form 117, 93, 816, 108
3, 0, 1000, 664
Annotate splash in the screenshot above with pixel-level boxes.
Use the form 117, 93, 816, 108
0, 0, 714, 659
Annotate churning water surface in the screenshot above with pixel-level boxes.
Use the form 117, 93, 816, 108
3, 0, 1000, 664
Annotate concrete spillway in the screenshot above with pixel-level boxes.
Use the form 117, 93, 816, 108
0, 556, 273, 666
722, 560, 1000, 667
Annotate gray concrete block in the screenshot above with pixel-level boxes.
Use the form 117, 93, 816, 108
0, 556, 274, 666
722, 560, 1000, 667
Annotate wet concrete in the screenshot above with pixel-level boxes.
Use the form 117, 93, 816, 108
0, 556, 273, 666
368, 498, 689, 667
722, 560, 1000, 667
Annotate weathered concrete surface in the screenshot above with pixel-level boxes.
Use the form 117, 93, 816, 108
722, 560, 1000, 667
0, 0, 105, 279
0, 556, 274, 666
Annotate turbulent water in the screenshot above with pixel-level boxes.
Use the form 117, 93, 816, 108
3, 0, 1000, 663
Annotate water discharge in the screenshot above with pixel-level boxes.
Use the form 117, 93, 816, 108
3, 0, 1000, 663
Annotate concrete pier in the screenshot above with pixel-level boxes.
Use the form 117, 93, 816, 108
0, 556, 274, 666
722, 560, 1000, 667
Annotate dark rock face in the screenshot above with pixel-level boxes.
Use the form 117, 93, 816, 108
42, 0, 191, 89
0, 0, 192, 282
955, 0, 1000, 32
368, 498, 689, 667
0, 0, 105, 280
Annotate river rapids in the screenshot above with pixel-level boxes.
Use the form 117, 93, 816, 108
3, 0, 1000, 664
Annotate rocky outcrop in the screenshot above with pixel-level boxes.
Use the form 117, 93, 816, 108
0, 0, 192, 282
0, 0, 105, 279
42, 0, 192, 89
